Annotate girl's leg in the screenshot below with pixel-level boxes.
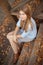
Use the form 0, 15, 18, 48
7, 31, 21, 63
9, 39, 19, 54
7, 32, 19, 54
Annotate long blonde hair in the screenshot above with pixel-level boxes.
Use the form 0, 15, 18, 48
20, 4, 32, 32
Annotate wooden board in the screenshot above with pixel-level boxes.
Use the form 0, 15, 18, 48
8, 0, 31, 9
0, 1, 16, 65
16, 40, 35, 65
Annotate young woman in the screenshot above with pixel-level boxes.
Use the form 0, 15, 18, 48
7, 4, 37, 63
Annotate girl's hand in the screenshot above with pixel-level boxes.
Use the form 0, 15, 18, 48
16, 35, 23, 39
13, 34, 17, 43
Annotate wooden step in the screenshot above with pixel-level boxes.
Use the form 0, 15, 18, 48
16, 40, 35, 65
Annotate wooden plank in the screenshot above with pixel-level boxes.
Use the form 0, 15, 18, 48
8, 0, 18, 8
36, 13, 43, 19
11, 0, 32, 12
0, 7, 7, 25
16, 40, 35, 65
28, 23, 43, 65
8, 0, 31, 9
0, 1, 16, 65
32, 2, 43, 19
0, 2, 16, 34
3, 47, 14, 65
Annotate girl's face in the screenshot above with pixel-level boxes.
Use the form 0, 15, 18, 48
19, 10, 27, 21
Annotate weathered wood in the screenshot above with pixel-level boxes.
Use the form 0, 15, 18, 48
11, 0, 32, 12
32, 2, 43, 19
3, 47, 14, 65
0, 7, 7, 25
16, 40, 35, 65
27, 0, 43, 19
8, 0, 22, 8
36, 13, 43, 19
28, 23, 43, 65
8, 0, 32, 9
0, 1, 16, 34
0, 1, 16, 65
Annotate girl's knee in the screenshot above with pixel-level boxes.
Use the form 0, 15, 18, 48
7, 34, 9, 39
7, 33, 11, 40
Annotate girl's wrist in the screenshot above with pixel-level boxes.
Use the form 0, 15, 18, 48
16, 35, 20, 38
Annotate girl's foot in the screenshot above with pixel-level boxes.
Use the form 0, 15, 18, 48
13, 46, 21, 64
13, 52, 19, 64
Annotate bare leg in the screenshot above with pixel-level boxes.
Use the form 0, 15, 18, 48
9, 39, 19, 54
7, 32, 19, 54
7, 31, 21, 63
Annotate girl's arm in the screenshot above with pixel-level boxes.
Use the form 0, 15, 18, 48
16, 34, 23, 39
14, 26, 19, 35
13, 26, 20, 43
14, 18, 21, 35
16, 30, 29, 39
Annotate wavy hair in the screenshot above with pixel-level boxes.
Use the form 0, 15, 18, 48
20, 4, 32, 32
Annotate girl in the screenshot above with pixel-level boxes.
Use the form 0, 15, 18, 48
7, 4, 37, 63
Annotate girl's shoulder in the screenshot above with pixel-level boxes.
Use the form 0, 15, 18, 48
31, 17, 36, 24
